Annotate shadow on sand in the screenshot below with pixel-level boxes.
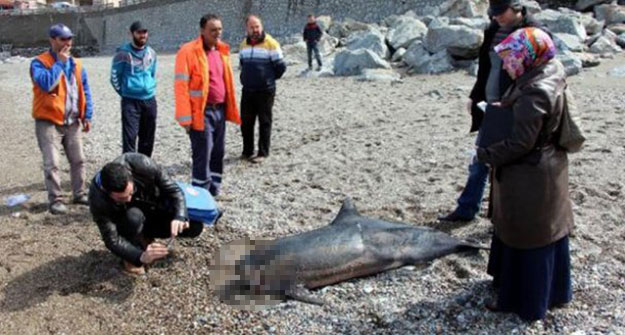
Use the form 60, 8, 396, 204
1, 250, 135, 312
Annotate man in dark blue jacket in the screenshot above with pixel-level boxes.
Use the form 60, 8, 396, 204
110, 21, 158, 157
303, 14, 323, 71
239, 15, 287, 163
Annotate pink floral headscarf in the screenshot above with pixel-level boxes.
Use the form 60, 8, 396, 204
494, 27, 556, 79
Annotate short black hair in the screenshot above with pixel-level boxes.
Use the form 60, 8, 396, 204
100, 162, 132, 193
200, 13, 221, 28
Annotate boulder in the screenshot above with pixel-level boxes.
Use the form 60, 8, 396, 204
575, 0, 611, 12
391, 47, 407, 62
553, 33, 586, 52
534, 9, 587, 40
316, 16, 332, 32
576, 52, 601, 67
403, 41, 454, 74
450, 17, 490, 30
346, 29, 389, 59
556, 51, 583, 76
438, 0, 478, 18
616, 32, 625, 47
386, 16, 428, 50
590, 35, 623, 53
328, 18, 370, 38
521, 0, 542, 15
333, 49, 391, 76
424, 19, 483, 58
607, 23, 625, 34
594, 4, 625, 25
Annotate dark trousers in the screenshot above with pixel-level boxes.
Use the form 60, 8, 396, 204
306, 42, 322, 68
118, 207, 203, 247
121, 97, 157, 157
241, 89, 275, 158
189, 105, 226, 196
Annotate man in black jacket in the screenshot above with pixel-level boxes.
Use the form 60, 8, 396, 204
439, 0, 543, 222
89, 153, 203, 274
303, 14, 323, 71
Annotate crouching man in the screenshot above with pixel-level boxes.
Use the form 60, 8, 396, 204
89, 153, 203, 274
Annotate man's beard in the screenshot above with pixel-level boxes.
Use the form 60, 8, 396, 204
133, 36, 147, 47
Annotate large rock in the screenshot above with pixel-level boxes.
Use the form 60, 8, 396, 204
556, 51, 583, 76
553, 33, 586, 52
420, 0, 477, 17
559, 8, 605, 35
391, 47, 407, 62
346, 29, 389, 59
534, 9, 588, 40
616, 32, 625, 47
423, 19, 483, 58
282, 34, 338, 64
333, 48, 391, 76
576, 52, 601, 67
521, 0, 542, 15
450, 17, 490, 30
575, 0, 611, 12
607, 23, 625, 34
403, 41, 454, 74
328, 18, 370, 38
386, 16, 428, 50
590, 35, 623, 53
594, 4, 625, 25
316, 16, 332, 32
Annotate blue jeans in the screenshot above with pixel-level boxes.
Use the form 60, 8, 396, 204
455, 154, 489, 218
306, 42, 322, 68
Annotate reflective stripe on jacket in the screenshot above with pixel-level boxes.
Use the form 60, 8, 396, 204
31, 51, 87, 125
174, 37, 240, 130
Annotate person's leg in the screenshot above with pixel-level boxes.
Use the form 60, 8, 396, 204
35, 120, 64, 211
456, 156, 489, 217
240, 90, 256, 158
208, 107, 226, 196
306, 44, 313, 70
440, 154, 489, 221
189, 116, 211, 191
118, 207, 148, 274
313, 43, 322, 68
137, 97, 157, 157
121, 97, 141, 154
62, 122, 87, 203
257, 90, 275, 158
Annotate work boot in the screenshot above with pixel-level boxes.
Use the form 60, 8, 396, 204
316, 65, 322, 71
49, 201, 68, 215
122, 260, 146, 275
437, 209, 473, 222
72, 194, 89, 206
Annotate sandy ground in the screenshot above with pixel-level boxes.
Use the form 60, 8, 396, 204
0, 51, 624, 335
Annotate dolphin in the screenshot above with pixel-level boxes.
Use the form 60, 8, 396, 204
211, 198, 485, 309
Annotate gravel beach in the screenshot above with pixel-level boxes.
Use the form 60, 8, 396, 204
0, 51, 624, 335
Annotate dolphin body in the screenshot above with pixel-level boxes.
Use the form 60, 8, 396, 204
211, 198, 484, 308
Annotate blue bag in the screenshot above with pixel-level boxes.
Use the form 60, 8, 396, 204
176, 182, 220, 225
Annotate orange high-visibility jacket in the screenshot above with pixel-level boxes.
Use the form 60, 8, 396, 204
174, 37, 240, 130
31, 51, 87, 125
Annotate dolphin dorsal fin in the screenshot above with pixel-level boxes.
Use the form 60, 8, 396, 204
330, 197, 360, 225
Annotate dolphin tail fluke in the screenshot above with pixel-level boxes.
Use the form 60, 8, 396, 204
458, 239, 490, 251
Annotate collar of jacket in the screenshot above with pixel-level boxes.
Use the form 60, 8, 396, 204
246, 31, 266, 46
193, 36, 230, 55
501, 59, 565, 106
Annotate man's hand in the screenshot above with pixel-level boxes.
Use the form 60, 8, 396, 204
81, 120, 91, 133
58, 45, 71, 63
139, 242, 168, 264
170, 219, 190, 237
466, 99, 473, 115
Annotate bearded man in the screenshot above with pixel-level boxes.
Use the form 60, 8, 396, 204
110, 21, 158, 157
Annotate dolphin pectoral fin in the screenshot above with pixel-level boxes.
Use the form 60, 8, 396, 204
286, 287, 325, 306
330, 197, 360, 225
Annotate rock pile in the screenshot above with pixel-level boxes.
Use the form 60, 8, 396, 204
280, 0, 625, 79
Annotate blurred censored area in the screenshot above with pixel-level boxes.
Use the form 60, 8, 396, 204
210, 238, 296, 310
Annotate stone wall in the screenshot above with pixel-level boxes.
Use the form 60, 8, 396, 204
1, 0, 464, 52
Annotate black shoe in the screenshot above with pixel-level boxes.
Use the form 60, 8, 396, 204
72, 194, 89, 206
438, 210, 473, 222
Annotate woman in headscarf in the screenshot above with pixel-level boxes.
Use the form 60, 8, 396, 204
476, 27, 574, 321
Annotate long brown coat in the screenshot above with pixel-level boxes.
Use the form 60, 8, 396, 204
477, 59, 574, 249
